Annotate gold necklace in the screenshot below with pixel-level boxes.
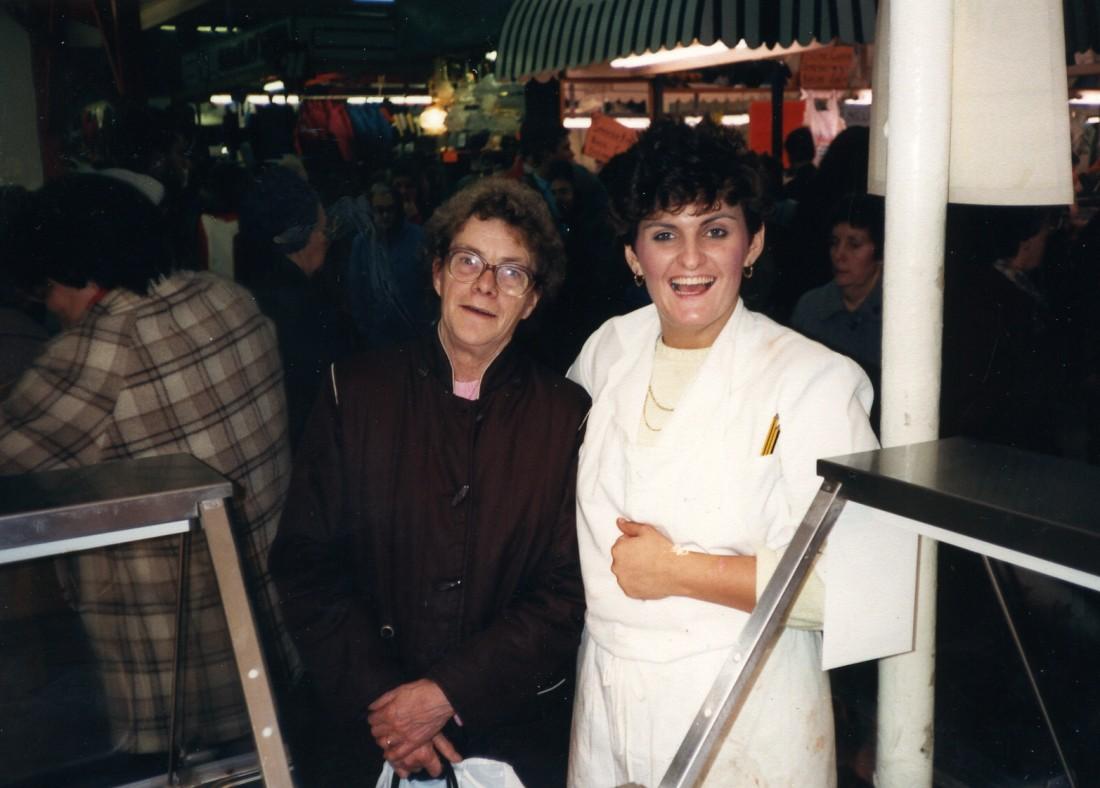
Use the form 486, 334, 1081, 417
647, 384, 674, 412
643, 384, 674, 432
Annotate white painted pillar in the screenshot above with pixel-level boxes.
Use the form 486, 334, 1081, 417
0, 10, 44, 188
874, 0, 952, 785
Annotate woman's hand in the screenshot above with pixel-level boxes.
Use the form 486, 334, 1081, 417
368, 679, 456, 764
387, 733, 462, 780
611, 517, 681, 600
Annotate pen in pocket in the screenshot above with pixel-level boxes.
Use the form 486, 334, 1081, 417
761, 414, 780, 456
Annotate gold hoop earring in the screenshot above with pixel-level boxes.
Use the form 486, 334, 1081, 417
633, 272, 645, 287
743, 264, 755, 280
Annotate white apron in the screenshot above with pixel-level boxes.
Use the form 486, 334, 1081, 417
567, 303, 877, 787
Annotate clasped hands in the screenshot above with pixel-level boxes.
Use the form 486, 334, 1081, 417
367, 678, 461, 779
611, 517, 682, 600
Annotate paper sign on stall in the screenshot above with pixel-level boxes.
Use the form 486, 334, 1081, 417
800, 46, 855, 89
581, 113, 639, 162
822, 501, 919, 669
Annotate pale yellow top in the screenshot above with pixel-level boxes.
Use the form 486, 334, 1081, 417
640, 337, 824, 628
638, 339, 710, 445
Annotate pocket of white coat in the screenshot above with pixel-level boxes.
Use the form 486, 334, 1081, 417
724, 455, 785, 538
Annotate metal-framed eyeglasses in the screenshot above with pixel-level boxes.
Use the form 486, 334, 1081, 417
445, 248, 538, 297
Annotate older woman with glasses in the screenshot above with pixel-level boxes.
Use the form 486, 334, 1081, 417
270, 177, 589, 786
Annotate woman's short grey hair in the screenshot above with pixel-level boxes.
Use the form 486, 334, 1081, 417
423, 177, 566, 299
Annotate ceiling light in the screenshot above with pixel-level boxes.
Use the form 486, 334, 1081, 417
272, 95, 287, 105
159, 24, 176, 32
615, 117, 651, 129
1087, 117, 1100, 125
263, 80, 285, 93
392, 95, 433, 105
845, 89, 873, 106
347, 97, 369, 105
245, 94, 270, 105
286, 95, 300, 105
563, 117, 591, 129
419, 105, 448, 135
196, 25, 213, 33
720, 114, 750, 126
209, 94, 234, 105
611, 41, 746, 69
1070, 90, 1100, 105
485, 50, 498, 62
214, 26, 229, 33
684, 116, 703, 126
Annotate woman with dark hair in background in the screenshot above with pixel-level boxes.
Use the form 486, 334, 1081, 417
270, 177, 588, 786
792, 193, 885, 428
567, 120, 877, 786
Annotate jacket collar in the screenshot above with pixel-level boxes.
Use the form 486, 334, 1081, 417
421, 326, 527, 398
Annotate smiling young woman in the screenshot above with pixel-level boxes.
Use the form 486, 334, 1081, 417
565, 120, 879, 787
626, 203, 765, 349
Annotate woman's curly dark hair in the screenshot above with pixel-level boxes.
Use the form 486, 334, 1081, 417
423, 176, 566, 299
606, 118, 771, 245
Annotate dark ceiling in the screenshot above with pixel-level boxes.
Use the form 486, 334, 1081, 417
151, 0, 517, 57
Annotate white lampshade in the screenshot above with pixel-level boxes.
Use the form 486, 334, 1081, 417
870, 0, 1073, 205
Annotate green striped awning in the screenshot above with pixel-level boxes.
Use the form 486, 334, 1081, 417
497, 0, 878, 81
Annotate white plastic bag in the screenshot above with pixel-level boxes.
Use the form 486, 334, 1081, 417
374, 758, 525, 788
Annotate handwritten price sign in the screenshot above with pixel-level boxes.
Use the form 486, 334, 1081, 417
581, 113, 640, 162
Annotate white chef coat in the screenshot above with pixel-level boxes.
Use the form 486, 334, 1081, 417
566, 301, 878, 786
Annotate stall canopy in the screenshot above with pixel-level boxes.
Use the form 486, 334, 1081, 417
497, 0, 878, 81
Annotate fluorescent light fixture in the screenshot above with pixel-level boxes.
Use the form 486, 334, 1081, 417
347, 97, 369, 105
721, 114, 750, 126
1070, 90, 1100, 105
684, 116, 703, 126
264, 80, 285, 93
159, 24, 176, 32
485, 50, 498, 62
286, 95, 300, 105
272, 95, 287, 105
214, 26, 229, 33
209, 94, 234, 105
845, 89, 873, 106
197, 25, 213, 33
611, 40, 746, 69
392, 95, 433, 105
245, 94, 270, 105
366, 96, 386, 104
563, 116, 651, 130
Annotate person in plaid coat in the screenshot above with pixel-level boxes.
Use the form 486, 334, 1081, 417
0, 174, 297, 754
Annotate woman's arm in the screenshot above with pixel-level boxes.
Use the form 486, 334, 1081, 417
268, 365, 405, 722
611, 517, 757, 611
